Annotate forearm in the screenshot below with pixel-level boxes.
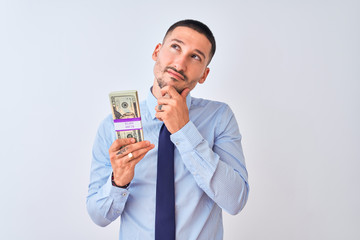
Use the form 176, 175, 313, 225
87, 117, 129, 226
87, 172, 129, 226
171, 121, 249, 215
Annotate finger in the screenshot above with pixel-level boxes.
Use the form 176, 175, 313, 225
160, 86, 180, 99
127, 152, 135, 161
181, 88, 190, 99
116, 146, 130, 155
109, 138, 136, 152
155, 111, 164, 121
130, 145, 155, 165
155, 104, 168, 112
157, 98, 172, 106
118, 140, 153, 157
158, 98, 176, 105
160, 86, 170, 97
130, 152, 147, 165
128, 144, 155, 163
130, 140, 152, 152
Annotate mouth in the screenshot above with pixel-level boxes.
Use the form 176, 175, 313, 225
166, 67, 186, 81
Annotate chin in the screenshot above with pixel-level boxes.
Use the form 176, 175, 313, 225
157, 77, 185, 94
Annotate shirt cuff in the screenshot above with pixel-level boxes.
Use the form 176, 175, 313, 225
170, 121, 204, 153
101, 174, 130, 220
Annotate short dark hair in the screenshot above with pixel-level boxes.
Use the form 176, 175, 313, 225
163, 19, 216, 65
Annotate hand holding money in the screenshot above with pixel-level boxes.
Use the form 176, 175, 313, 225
155, 86, 190, 134
109, 90, 154, 186
109, 138, 155, 187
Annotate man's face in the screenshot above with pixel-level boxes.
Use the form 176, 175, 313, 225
152, 26, 211, 94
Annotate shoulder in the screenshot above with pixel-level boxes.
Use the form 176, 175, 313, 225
190, 96, 233, 115
189, 97, 236, 132
139, 99, 147, 108
101, 114, 115, 127
188, 97, 240, 142
96, 114, 116, 139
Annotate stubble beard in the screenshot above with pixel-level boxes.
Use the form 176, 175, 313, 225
155, 64, 183, 94
156, 76, 183, 94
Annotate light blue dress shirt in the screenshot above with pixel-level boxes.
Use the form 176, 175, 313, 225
87, 89, 249, 240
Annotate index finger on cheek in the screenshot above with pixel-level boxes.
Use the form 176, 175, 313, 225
162, 86, 179, 99
160, 87, 173, 98
157, 98, 170, 105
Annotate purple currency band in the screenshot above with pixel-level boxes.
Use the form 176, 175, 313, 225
116, 128, 142, 132
114, 117, 142, 132
114, 117, 141, 123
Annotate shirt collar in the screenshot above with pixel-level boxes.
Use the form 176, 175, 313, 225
146, 87, 192, 120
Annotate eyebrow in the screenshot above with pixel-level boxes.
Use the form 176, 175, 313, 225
171, 38, 206, 60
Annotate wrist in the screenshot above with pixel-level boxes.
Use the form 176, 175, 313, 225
111, 172, 130, 189
169, 119, 189, 134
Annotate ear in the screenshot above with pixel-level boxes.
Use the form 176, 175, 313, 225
152, 43, 162, 61
199, 67, 210, 84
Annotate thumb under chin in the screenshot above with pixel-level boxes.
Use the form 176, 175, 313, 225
181, 88, 191, 97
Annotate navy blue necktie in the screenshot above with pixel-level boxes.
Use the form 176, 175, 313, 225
155, 124, 175, 240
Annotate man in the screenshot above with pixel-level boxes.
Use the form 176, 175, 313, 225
87, 19, 249, 240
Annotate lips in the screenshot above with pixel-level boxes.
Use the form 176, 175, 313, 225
166, 68, 185, 81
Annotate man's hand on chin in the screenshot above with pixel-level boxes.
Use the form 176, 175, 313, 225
155, 86, 190, 134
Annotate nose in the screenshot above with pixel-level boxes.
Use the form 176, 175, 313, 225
173, 54, 187, 72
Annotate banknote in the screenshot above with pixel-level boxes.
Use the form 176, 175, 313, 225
109, 90, 144, 142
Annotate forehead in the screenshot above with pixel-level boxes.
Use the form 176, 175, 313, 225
164, 26, 212, 57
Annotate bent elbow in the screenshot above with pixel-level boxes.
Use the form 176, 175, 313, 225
86, 200, 112, 227
90, 215, 111, 228
227, 182, 250, 215
227, 199, 247, 215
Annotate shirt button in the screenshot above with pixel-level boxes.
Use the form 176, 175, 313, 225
122, 192, 127, 196
176, 142, 180, 145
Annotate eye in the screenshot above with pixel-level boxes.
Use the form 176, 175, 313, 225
191, 54, 201, 62
171, 44, 180, 50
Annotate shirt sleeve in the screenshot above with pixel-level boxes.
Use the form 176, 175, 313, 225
170, 105, 249, 215
86, 116, 130, 227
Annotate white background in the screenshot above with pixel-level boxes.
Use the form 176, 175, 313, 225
0, 0, 359, 239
